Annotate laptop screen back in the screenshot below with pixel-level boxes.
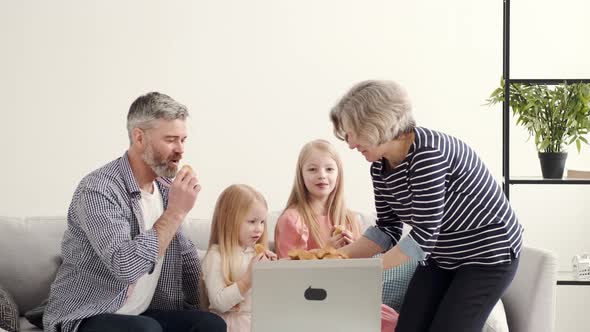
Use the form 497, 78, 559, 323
252, 258, 382, 332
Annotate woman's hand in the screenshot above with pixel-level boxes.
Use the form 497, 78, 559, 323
339, 236, 383, 259
382, 245, 410, 269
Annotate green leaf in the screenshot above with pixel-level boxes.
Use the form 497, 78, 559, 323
486, 80, 590, 154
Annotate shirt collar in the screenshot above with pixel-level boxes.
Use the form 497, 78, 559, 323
120, 151, 141, 196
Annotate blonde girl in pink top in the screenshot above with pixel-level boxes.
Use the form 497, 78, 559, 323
202, 184, 277, 332
274, 139, 399, 332
275, 139, 362, 257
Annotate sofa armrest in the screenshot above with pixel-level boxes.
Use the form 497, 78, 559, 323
502, 246, 557, 332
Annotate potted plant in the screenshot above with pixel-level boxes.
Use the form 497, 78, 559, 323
487, 80, 590, 178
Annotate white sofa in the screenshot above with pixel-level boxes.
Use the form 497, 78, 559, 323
0, 214, 285, 332
0, 215, 557, 332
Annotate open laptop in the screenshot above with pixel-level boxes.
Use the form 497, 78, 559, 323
252, 258, 382, 332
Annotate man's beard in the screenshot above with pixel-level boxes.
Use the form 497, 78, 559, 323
142, 143, 179, 178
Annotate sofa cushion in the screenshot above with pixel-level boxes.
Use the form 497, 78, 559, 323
18, 317, 41, 332
0, 284, 19, 332
483, 300, 509, 332
183, 218, 212, 251
184, 211, 282, 252
0, 217, 65, 313
23, 298, 47, 330
381, 258, 419, 312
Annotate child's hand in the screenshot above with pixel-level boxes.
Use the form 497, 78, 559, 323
327, 232, 345, 248
254, 244, 277, 261
237, 253, 265, 295
328, 228, 354, 248
339, 229, 355, 245
263, 250, 278, 261
246, 252, 265, 277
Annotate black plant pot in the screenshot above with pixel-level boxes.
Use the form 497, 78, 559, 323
538, 152, 568, 179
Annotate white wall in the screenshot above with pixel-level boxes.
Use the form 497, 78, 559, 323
0, 0, 508, 218
1, 0, 589, 329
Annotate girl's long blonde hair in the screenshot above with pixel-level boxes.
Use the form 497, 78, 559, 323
207, 184, 268, 286
277, 139, 358, 249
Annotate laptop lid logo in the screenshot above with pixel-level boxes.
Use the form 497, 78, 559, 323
304, 286, 327, 301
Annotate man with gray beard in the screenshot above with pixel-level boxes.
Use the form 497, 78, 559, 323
44, 92, 226, 332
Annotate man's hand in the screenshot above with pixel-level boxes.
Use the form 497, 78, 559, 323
166, 165, 201, 220
155, 166, 201, 257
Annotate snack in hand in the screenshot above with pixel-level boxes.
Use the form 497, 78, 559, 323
180, 165, 193, 174
255, 243, 266, 255
332, 225, 345, 236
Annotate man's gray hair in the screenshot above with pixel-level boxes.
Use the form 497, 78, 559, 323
330, 80, 415, 145
127, 92, 189, 144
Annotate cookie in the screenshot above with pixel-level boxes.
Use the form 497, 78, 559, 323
255, 243, 266, 255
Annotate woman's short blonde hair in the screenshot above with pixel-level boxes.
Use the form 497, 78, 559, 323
330, 80, 415, 145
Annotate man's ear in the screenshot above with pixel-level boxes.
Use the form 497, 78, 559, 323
132, 128, 145, 147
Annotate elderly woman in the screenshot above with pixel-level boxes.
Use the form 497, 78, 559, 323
331, 80, 523, 332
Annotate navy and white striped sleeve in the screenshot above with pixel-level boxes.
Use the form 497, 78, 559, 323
406, 148, 449, 258
77, 182, 159, 284
363, 171, 403, 250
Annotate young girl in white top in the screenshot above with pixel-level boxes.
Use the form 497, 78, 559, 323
202, 184, 277, 332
